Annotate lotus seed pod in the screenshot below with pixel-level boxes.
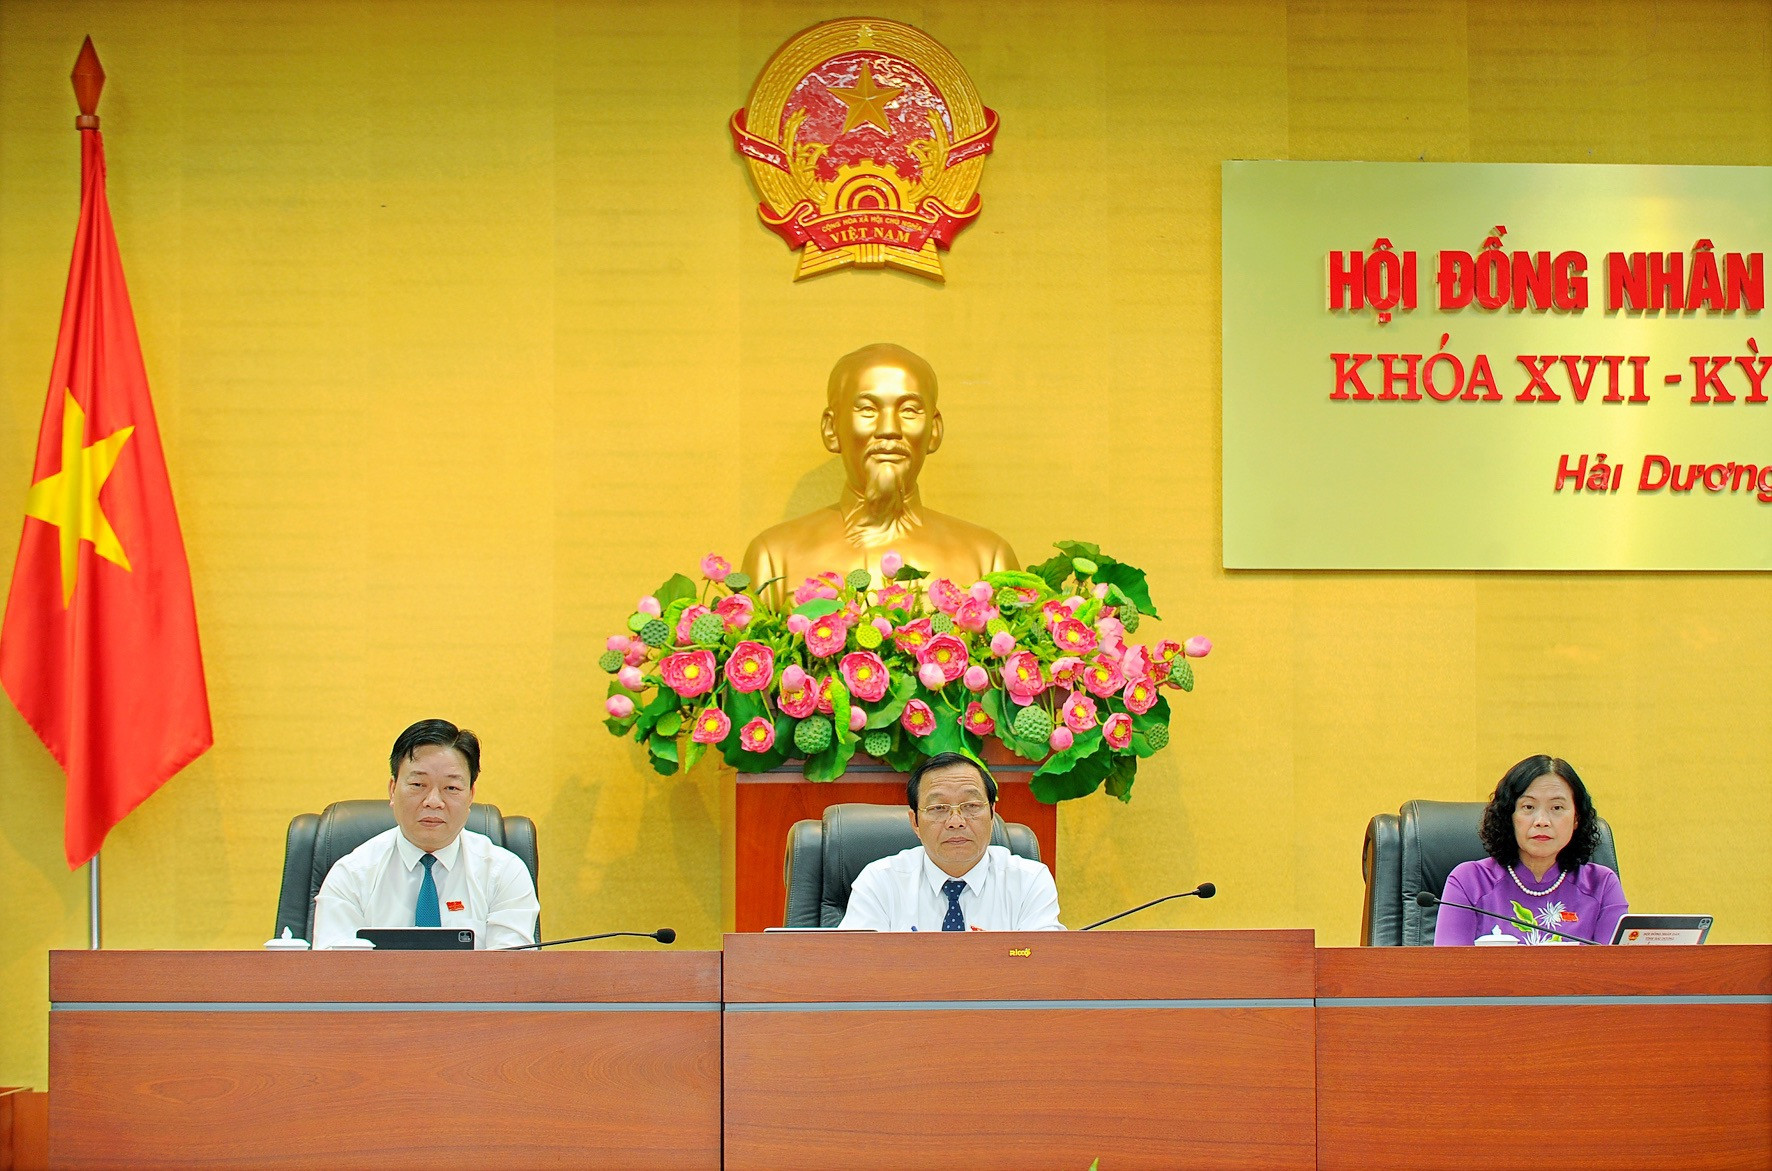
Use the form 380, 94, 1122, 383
1169, 659, 1195, 692
1144, 722, 1171, 750
597, 650, 623, 673
689, 612, 726, 645
930, 612, 954, 634
862, 728, 893, 758
1011, 703, 1054, 744
855, 623, 884, 649
639, 618, 671, 648
1119, 609, 1140, 634
723, 572, 752, 591
793, 715, 834, 754
845, 568, 872, 591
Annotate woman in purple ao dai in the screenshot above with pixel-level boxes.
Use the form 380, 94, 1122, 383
1434, 756, 1629, 946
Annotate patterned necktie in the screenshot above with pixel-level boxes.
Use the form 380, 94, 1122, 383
941, 879, 967, 932
415, 853, 441, 927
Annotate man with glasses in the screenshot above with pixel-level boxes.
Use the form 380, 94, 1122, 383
839, 751, 1063, 931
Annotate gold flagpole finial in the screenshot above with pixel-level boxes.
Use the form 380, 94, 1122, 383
72, 36, 105, 130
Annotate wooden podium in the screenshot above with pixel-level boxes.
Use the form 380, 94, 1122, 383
49, 950, 722, 1169
733, 747, 1058, 932
1314, 945, 1772, 1170
722, 929, 1318, 1170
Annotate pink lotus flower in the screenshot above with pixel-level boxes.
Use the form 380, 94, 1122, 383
901, 699, 936, 737
1122, 675, 1159, 715
623, 644, 649, 667
963, 664, 990, 692
968, 580, 994, 603
963, 702, 995, 735
675, 604, 712, 644
880, 550, 903, 577
848, 707, 867, 732
872, 616, 895, 637
605, 695, 634, 718
816, 676, 835, 715
606, 634, 632, 653
1185, 636, 1213, 658
1095, 616, 1127, 657
1049, 725, 1074, 752
792, 573, 842, 605
637, 595, 662, 617
692, 707, 731, 744
989, 630, 1016, 657
1081, 658, 1125, 698
1051, 618, 1098, 655
660, 650, 717, 698
779, 680, 817, 719
787, 613, 812, 636
840, 651, 889, 703
954, 597, 996, 633
929, 578, 966, 614
806, 616, 848, 657
1010, 587, 1040, 606
739, 717, 776, 753
723, 641, 775, 693
1151, 639, 1183, 668
716, 594, 754, 630
1103, 712, 1133, 750
700, 553, 732, 583
617, 665, 644, 690
1041, 600, 1070, 628
1092, 582, 1109, 599
1004, 652, 1045, 704
1063, 596, 1086, 613
876, 582, 913, 612
781, 664, 808, 692
917, 633, 969, 683
1121, 645, 1150, 680
1050, 656, 1085, 687
918, 662, 947, 689
1061, 690, 1099, 732
892, 618, 933, 654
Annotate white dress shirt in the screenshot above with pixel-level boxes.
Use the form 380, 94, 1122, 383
839, 844, 1064, 932
312, 826, 539, 949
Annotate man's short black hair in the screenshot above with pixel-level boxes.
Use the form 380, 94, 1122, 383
1479, 754, 1599, 872
907, 751, 997, 811
390, 719, 481, 786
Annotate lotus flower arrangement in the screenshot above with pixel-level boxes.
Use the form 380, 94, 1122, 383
599, 542, 1209, 803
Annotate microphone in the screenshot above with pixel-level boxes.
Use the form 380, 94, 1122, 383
1079, 883, 1216, 931
1414, 891, 1596, 945
502, 928, 676, 951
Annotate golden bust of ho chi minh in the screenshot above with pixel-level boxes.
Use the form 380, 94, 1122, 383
741, 343, 1016, 601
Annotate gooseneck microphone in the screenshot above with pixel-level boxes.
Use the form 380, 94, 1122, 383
502, 928, 677, 951
1414, 890, 1596, 945
1079, 883, 1216, 931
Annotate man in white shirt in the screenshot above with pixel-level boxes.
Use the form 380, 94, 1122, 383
840, 751, 1063, 931
312, 719, 539, 950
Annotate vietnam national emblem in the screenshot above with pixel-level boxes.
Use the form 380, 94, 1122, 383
730, 18, 998, 282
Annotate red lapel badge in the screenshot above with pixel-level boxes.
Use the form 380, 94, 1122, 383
446, 900, 464, 913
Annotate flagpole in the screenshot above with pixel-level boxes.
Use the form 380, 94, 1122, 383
88, 850, 102, 948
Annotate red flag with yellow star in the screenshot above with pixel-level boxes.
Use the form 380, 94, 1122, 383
2, 43, 211, 868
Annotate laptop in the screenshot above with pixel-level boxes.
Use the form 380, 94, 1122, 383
1609, 915, 1713, 945
356, 927, 476, 950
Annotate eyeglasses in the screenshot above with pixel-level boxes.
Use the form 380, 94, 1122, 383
920, 801, 991, 821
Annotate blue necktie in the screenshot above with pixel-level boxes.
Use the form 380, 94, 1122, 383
941, 879, 967, 932
415, 853, 441, 927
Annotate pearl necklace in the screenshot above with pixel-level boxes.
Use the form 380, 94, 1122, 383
1507, 863, 1566, 898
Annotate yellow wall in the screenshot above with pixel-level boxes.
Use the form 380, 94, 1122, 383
2, 0, 1768, 1088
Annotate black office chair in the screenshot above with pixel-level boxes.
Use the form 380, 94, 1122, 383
781, 802, 1042, 928
1361, 799, 1619, 946
274, 799, 539, 942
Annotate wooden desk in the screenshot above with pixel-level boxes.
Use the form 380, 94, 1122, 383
722, 930, 1317, 1170
1315, 946, 1772, 1170
49, 950, 721, 1169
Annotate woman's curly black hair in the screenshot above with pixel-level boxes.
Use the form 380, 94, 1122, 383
1479, 755, 1600, 872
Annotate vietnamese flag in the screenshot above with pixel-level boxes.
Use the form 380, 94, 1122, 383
1, 39, 211, 868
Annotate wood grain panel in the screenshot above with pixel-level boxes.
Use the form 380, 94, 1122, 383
725, 1006, 1314, 1170
51, 1010, 720, 1169
50, 949, 720, 1004
2, 1089, 49, 1171
735, 771, 1057, 933
1316, 944, 1772, 998
1317, 1003, 1772, 1170
724, 929, 1315, 1002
